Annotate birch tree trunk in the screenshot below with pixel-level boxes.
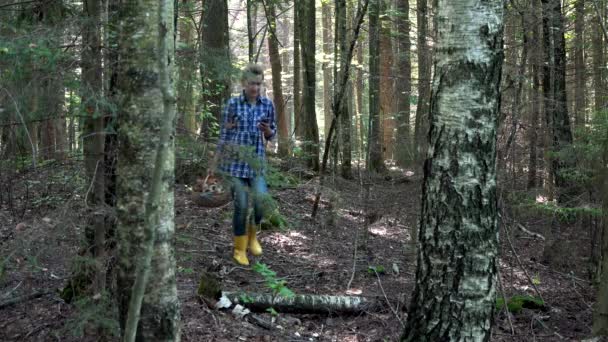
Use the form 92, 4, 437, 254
401, 0, 503, 339
115, 0, 180, 339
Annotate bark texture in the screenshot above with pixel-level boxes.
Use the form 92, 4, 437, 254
401, 0, 503, 339
115, 0, 180, 339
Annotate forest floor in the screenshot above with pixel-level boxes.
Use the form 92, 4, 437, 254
0, 157, 600, 341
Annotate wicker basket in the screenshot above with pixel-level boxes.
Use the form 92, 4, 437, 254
191, 175, 232, 208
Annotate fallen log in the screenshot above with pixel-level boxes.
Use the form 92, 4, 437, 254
222, 291, 384, 314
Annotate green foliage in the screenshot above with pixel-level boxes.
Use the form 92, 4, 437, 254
508, 188, 602, 224
252, 262, 295, 300
239, 293, 254, 304
367, 265, 386, 275
496, 295, 545, 314
63, 292, 120, 338
266, 165, 299, 189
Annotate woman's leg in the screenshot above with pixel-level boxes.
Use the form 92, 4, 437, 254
231, 177, 250, 265
231, 177, 249, 236
251, 175, 269, 224
248, 176, 268, 256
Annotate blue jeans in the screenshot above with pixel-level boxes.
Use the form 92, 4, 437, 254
230, 176, 269, 236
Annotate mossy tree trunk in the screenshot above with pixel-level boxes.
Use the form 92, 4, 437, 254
401, 0, 503, 339
114, 0, 180, 339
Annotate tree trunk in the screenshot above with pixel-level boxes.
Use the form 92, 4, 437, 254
322, 2, 333, 139
401, 0, 503, 339
574, 0, 586, 134
115, 0, 180, 339
82, 0, 106, 294
177, 0, 197, 135
199, 0, 230, 140
541, 0, 574, 201
335, 0, 352, 179
298, 0, 320, 171
413, 0, 431, 163
357, 38, 366, 160
223, 291, 383, 314
379, 2, 394, 160
593, 140, 608, 334
267, 2, 289, 157
367, 0, 385, 173
593, 2, 606, 113
293, 6, 303, 140
395, 0, 411, 167
527, 0, 542, 189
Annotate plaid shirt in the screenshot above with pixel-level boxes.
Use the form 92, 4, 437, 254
217, 92, 276, 179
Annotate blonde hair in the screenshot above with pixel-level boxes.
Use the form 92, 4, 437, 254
241, 63, 264, 82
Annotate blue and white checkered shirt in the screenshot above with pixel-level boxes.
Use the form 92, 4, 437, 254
217, 92, 276, 179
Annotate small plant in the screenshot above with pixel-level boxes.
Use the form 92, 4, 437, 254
368, 265, 386, 275
496, 295, 545, 314
252, 262, 295, 316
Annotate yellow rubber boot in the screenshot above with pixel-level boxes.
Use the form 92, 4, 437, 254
247, 224, 263, 256
233, 235, 249, 266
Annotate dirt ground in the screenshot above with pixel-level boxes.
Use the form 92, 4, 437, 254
0, 159, 599, 341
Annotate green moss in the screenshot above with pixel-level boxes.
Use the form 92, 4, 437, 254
496, 295, 545, 314
197, 271, 222, 300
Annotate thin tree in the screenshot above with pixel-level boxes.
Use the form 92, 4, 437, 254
114, 0, 180, 339
401, 0, 504, 339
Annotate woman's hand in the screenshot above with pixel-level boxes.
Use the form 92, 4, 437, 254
258, 121, 272, 139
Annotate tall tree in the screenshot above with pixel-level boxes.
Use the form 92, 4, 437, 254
114, 0, 180, 339
199, 0, 230, 139
594, 131, 608, 334
379, 1, 394, 160
413, 0, 431, 162
266, 0, 289, 156
322, 0, 333, 138
592, 0, 606, 113
177, 0, 197, 134
335, 0, 352, 178
81, 0, 106, 293
395, 0, 411, 166
293, 5, 303, 139
367, 0, 385, 172
542, 0, 574, 200
298, 0, 320, 171
401, 0, 504, 339
574, 0, 586, 133
527, 0, 542, 189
